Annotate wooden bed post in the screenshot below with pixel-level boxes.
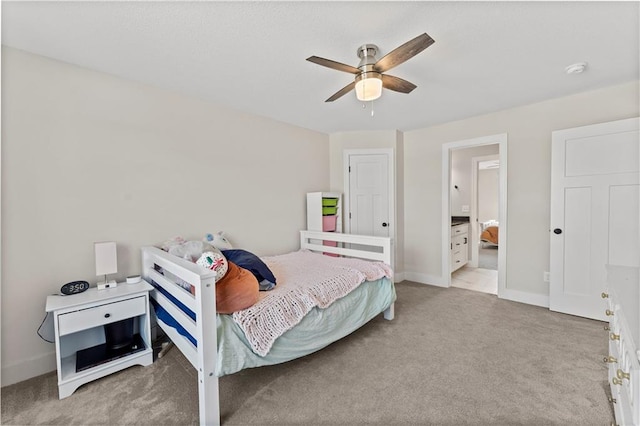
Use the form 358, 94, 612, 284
196, 273, 220, 426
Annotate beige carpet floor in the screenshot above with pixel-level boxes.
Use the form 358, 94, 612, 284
1, 281, 614, 425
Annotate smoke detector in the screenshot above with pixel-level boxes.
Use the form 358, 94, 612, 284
565, 62, 587, 74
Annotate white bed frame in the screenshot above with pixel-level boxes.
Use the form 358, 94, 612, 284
141, 230, 394, 426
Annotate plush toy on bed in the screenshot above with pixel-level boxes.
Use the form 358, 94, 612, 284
204, 231, 233, 250
195, 251, 228, 282
162, 237, 218, 262
160, 235, 259, 314
204, 231, 277, 291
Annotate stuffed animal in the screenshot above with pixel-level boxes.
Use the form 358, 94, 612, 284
161, 236, 186, 252
162, 236, 220, 263
196, 251, 228, 282
204, 231, 233, 251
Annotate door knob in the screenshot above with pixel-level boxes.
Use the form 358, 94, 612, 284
553, 228, 562, 234
382, 222, 388, 227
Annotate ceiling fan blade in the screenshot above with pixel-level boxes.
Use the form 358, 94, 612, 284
325, 81, 356, 102
307, 56, 360, 74
373, 33, 435, 73
381, 74, 417, 94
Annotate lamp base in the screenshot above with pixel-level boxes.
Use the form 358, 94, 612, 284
97, 280, 118, 290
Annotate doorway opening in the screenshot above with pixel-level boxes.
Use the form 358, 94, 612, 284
441, 134, 507, 297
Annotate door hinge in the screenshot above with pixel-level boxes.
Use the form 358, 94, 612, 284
348, 166, 351, 173
349, 212, 352, 219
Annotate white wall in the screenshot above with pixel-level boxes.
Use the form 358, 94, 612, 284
1, 47, 330, 385
450, 145, 499, 217
403, 80, 639, 302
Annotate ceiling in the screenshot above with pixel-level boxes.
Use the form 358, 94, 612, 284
2, 1, 638, 134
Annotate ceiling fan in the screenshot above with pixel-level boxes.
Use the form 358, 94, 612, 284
306, 33, 435, 103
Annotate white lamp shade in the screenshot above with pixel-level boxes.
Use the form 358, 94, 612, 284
95, 241, 118, 276
355, 76, 383, 101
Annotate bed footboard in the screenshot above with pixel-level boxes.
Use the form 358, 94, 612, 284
300, 230, 395, 320
141, 246, 220, 426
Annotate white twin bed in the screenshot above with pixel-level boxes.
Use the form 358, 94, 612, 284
141, 230, 396, 425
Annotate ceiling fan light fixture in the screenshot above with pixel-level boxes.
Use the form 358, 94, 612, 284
355, 72, 383, 101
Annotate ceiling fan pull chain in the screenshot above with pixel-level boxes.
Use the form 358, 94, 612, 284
371, 100, 375, 117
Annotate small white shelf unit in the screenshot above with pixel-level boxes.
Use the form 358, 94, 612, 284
306, 192, 342, 233
307, 192, 343, 256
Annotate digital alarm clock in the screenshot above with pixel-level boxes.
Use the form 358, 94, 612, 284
60, 280, 90, 295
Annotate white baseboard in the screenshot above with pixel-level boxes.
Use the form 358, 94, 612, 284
401, 270, 550, 309
1, 351, 56, 387
402, 271, 447, 287
499, 287, 550, 308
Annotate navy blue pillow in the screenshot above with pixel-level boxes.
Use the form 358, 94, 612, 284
221, 249, 276, 291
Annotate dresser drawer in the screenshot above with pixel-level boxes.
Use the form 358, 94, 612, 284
451, 224, 468, 237
58, 296, 146, 336
452, 234, 466, 250
452, 250, 466, 268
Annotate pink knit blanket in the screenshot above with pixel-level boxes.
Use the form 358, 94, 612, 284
231, 250, 393, 356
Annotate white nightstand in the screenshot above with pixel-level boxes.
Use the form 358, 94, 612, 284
45, 281, 154, 398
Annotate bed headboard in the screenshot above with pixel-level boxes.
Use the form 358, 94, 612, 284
299, 230, 392, 266
481, 220, 499, 231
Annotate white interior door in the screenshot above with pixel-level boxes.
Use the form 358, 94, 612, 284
550, 117, 639, 320
347, 153, 390, 238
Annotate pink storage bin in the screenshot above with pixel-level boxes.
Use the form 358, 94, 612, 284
323, 240, 339, 257
322, 215, 337, 232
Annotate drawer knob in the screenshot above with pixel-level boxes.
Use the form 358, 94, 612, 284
608, 396, 617, 404
601, 292, 609, 299
104, 313, 111, 319
606, 309, 614, 316
604, 325, 610, 331
603, 355, 617, 364
616, 369, 630, 380
612, 377, 623, 386
610, 333, 620, 341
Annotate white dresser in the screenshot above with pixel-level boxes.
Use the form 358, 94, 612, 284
603, 265, 640, 426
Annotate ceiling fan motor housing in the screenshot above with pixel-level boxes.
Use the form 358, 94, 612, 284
354, 70, 382, 84
357, 44, 379, 68
355, 44, 383, 101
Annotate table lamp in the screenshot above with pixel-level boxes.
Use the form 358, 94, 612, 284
95, 241, 117, 290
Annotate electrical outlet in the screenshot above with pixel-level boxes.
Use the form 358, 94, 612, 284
543, 272, 550, 282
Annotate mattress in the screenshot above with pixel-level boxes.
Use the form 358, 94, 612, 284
152, 276, 395, 377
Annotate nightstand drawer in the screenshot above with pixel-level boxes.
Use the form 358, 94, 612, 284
58, 296, 146, 336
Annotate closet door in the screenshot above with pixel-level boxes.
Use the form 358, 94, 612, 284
550, 117, 639, 320
347, 153, 390, 238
